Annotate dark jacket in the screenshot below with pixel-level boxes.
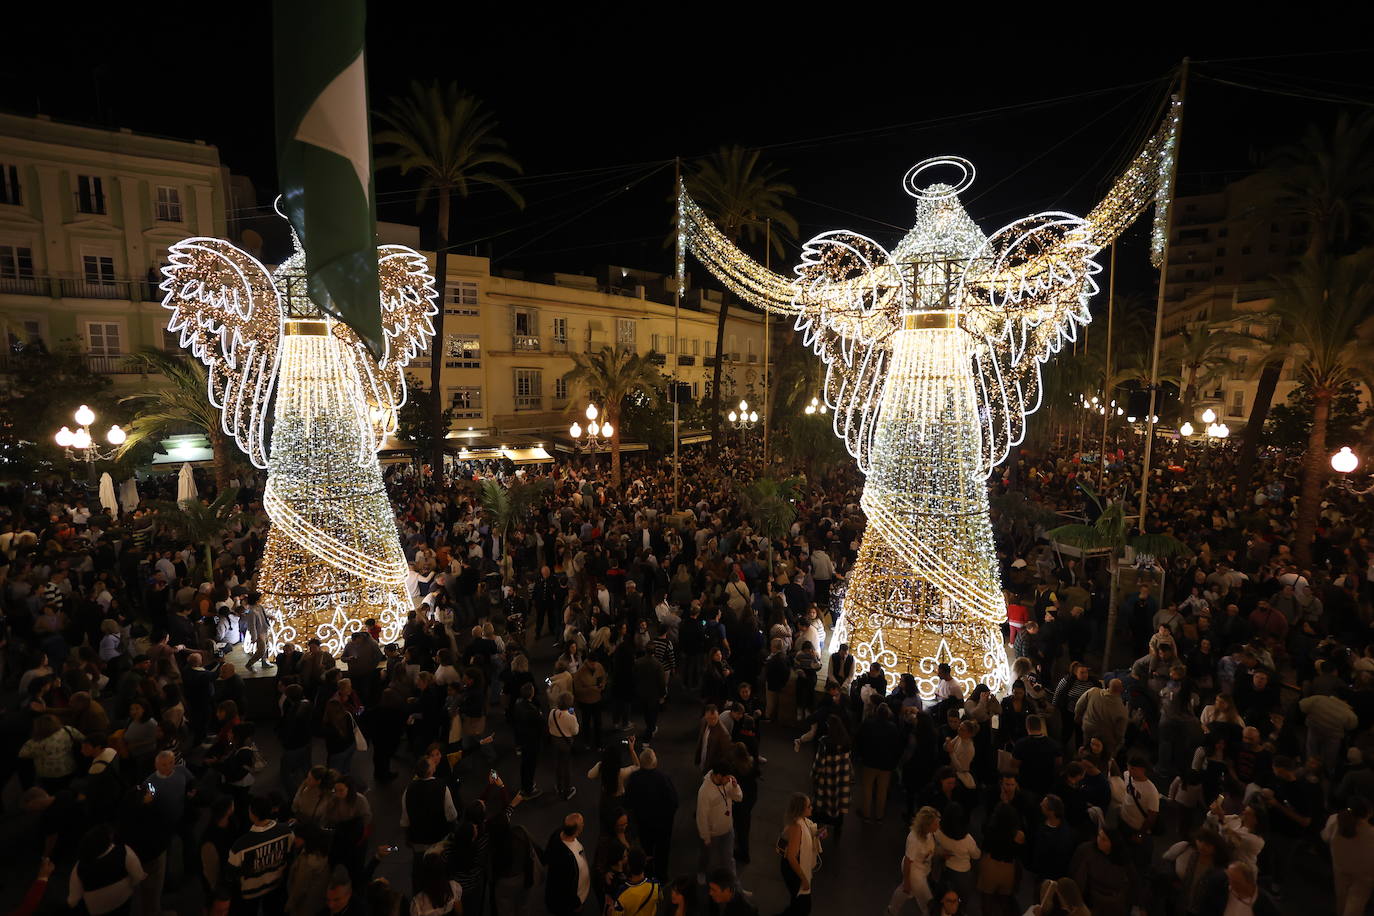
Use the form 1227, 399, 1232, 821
544, 830, 587, 914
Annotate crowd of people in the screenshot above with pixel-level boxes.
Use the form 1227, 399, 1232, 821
0, 435, 1371, 916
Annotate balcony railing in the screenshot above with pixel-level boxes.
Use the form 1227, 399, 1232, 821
512, 334, 541, 351
747, 354, 758, 364
0, 275, 47, 296
62, 277, 130, 300
648, 353, 667, 366
74, 192, 106, 215
86, 354, 140, 374
514, 395, 543, 411
703, 355, 720, 368
552, 338, 570, 352
677, 355, 696, 366
411, 358, 432, 368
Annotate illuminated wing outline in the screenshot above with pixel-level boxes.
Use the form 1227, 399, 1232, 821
960, 213, 1100, 473
792, 231, 905, 472
333, 244, 440, 456
161, 238, 283, 469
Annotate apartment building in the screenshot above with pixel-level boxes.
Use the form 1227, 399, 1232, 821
0, 112, 235, 382
400, 246, 770, 438
1163, 173, 1308, 317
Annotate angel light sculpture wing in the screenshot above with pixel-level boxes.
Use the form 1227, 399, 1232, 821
677, 97, 1181, 698
160, 230, 438, 657
161, 236, 438, 468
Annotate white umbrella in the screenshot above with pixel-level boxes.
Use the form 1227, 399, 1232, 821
119, 477, 140, 514
177, 463, 198, 503
98, 472, 119, 516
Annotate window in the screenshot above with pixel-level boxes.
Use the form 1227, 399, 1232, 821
155, 186, 183, 222
667, 335, 676, 354
76, 175, 105, 214
1214, 265, 1225, 276
1216, 227, 1228, 238
693, 338, 700, 356
444, 281, 479, 316
616, 318, 637, 353
163, 328, 181, 350
0, 164, 19, 206
1240, 245, 1252, 255
728, 334, 739, 361
554, 377, 569, 400
83, 254, 116, 284
1229, 390, 1244, 418
692, 381, 700, 399
447, 386, 482, 418
1215, 247, 1226, 257
1184, 269, 1195, 280
747, 338, 757, 363
514, 369, 542, 410
0, 245, 34, 279
512, 308, 539, 349
1230, 354, 1248, 380
85, 321, 122, 355
651, 333, 661, 352
444, 333, 481, 368
552, 317, 568, 344
705, 339, 715, 357
18, 320, 43, 347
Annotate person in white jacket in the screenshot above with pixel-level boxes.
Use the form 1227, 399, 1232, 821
696, 766, 743, 882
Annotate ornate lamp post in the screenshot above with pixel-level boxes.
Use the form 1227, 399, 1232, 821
727, 398, 759, 431
803, 396, 829, 416
569, 402, 612, 453
54, 404, 125, 478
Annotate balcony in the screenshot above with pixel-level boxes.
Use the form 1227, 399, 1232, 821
551, 338, 570, 352
677, 355, 696, 366
648, 353, 667, 367
0, 275, 47, 296
411, 358, 432, 368
512, 334, 541, 351
747, 354, 758, 364
62, 277, 131, 300
703, 355, 720, 368
86, 354, 141, 374
514, 395, 543, 411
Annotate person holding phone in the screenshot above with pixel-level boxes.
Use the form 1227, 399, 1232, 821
696, 765, 743, 881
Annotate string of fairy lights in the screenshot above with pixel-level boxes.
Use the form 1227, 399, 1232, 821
677, 102, 1180, 696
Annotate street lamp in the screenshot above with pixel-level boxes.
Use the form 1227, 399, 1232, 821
1178, 421, 1194, 437
569, 402, 612, 453
728, 399, 758, 430
1332, 446, 1359, 474
803, 396, 828, 416
1205, 422, 1229, 439
1200, 407, 1217, 425
54, 404, 125, 475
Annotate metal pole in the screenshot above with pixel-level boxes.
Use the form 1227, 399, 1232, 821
1138, 57, 1189, 529
1099, 242, 1116, 491
763, 218, 771, 466
673, 157, 682, 512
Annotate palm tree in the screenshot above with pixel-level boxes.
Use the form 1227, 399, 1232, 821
1167, 320, 1262, 423
685, 146, 799, 456
1050, 485, 1191, 670
148, 487, 241, 581
1262, 251, 1374, 567
119, 348, 233, 490
375, 82, 524, 474
738, 475, 803, 580
1237, 111, 1374, 496
477, 477, 552, 569
561, 346, 666, 488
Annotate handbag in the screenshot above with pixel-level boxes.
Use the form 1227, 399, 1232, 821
351, 715, 368, 752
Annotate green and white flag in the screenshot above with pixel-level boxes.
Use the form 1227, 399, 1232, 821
273, 0, 382, 358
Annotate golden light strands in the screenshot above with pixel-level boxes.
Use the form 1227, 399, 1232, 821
678, 107, 1179, 697
160, 228, 437, 655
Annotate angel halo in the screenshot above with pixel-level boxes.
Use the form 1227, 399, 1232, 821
680, 102, 1179, 697
160, 227, 438, 657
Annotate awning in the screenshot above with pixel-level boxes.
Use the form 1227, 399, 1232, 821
149, 433, 215, 467
503, 446, 553, 465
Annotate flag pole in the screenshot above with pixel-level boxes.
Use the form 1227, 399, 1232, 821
1138, 57, 1189, 530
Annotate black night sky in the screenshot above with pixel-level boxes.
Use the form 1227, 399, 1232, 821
3, 5, 1371, 298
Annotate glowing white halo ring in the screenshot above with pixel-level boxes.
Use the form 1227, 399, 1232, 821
903, 157, 976, 201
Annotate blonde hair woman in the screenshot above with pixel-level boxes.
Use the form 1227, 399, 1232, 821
886, 806, 940, 915
779, 792, 821, 914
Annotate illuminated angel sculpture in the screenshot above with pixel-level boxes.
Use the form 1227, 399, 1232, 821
161, 231, 437, 656
680, 102, 1180, 697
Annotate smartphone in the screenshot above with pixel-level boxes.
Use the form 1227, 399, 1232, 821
144, 781, 157, 797
490, 769, 499, 781
385, 844, 399, 853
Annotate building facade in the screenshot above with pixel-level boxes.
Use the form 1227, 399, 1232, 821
0, 113, 233, 382
401, 245, 771, 438
1160, 174, 1311, 429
